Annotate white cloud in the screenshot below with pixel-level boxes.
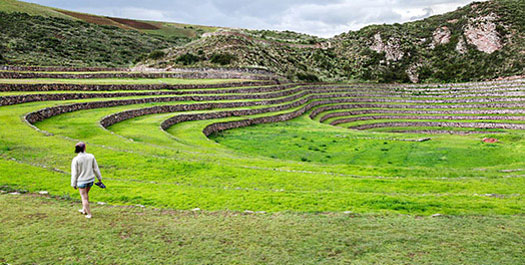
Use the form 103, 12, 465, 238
23, 0, 485, 37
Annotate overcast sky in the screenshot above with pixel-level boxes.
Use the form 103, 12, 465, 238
24, 0, 483, 37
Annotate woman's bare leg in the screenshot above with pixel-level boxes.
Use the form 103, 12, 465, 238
79, 188, 91, 216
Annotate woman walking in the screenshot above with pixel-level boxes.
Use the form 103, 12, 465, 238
71, 142, 102, 219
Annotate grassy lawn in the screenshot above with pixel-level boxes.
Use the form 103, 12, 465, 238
1, 193, 524, 265
0, 78, 252, 85
0, 86, 523, 213
0, 78, 524, 263
211, 116, 525, 168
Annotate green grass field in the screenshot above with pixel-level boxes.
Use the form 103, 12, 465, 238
0, 74, 524, 264
1, 193, 524, 264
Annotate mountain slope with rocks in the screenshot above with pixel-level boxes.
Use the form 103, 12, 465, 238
0, 0, 523, 83
142, 0, 524, 83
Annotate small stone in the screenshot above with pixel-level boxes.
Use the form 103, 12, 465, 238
9, 192, 20, 195
343, 211, 353, 214
191, 208, 201, 212
244, 210, 254, 214
431, 213, 442, 217
136, 204, 145, 208
97, 202, 106, 205
256, 211, 266, 214
38, 191, 49, 195
0, 190, 6, 194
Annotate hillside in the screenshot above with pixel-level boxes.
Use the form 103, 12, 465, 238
333, 0, 525, 83
0, 0, 218, 39
0, 0, 523, 82
0, 0, 218, 67
142, 0, 524, 82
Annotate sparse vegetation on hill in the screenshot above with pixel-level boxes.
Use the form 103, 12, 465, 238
143, 0, 524, 83
0, 0, 522, 82
0, 11, 182, 67
334, 0, 525, 83
0, 0, 218, 39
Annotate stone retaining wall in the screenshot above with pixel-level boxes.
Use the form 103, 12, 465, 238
0, 71, 278, 81
92, 92, 525, 128
0, 81, 277, 92
319, 109, 525, 122
348, 122, 525, 130
1, 84, 301, 106
25, 89, 525, 137
26, 89, 317, 125
0, 65, 278, 75
3, 84, 523, 106
388, 130, 506, 135
330, 115, 525, 125
309, 102, 525, 119
134, 67, 278, 76
0, 65, 127, 72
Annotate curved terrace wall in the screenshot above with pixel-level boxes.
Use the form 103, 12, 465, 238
0, 81, 278, 92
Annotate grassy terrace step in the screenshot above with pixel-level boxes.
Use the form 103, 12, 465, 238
319, 109, 525, 123
5, 85, 524, 98
10, 83, 521, 108
0, 80, 277, 92
0, 84, 299, 95
359, 79, 525, 89
24, 87, 525, 133
369, 126, 510, 134
1, 84, 307, 106
0, 71, 279, 80
309, 103, 525, 120
345, 121, 525, 131
22, 94, 520, 173
38, 102, 525, 180
329, 114, 525, 123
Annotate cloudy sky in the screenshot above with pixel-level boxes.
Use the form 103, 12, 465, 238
24, 0, 482, 37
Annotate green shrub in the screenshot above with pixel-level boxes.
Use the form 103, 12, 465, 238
296, 72, 319, 82
148, 50, 165, 60
210, 53, 236, 65
176, 53, 200, 65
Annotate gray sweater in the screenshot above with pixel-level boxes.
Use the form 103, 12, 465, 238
71, 152, 102, 187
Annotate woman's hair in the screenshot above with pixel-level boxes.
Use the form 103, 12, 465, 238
75, 142, 86, 153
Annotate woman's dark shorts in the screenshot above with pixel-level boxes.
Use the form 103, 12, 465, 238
78, 181, 94, 189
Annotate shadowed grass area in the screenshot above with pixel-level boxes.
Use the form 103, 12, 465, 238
1, 193, 524, 265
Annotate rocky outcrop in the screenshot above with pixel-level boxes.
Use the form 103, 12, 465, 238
464, 13, 503, 54
455, 37, 468, 54
369, 33, 404, 61
431, 26, 451, 48
406, 64, 420, 83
